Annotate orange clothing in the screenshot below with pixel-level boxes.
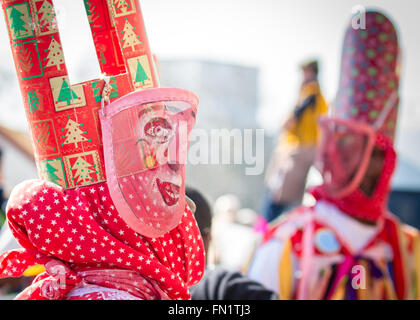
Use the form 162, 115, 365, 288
283, 81, 328, 147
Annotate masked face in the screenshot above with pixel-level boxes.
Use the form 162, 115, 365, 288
100, 88, 198, 238
315, 117, 376, 198
359, 147, 385, 197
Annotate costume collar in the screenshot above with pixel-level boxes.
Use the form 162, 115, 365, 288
313, 200, 382, 254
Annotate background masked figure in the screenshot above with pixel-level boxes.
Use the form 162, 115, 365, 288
247, 10, 420, 300
0, 0, 204, 300
263, 59, 328, 222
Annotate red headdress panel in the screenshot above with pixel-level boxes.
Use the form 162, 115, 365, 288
1, 0, 158, 189
0, 0, 204, 299
335, 10, 400, 141
313, 10, 401, 221
2, 0, 200, 237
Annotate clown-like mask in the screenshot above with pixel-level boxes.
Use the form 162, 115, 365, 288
316, 91, 398, 199
315, 117, 376, 198
100, 88, 198, 238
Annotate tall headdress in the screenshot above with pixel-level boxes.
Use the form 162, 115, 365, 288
314, 10, 401, 221
1, 0, 199, 237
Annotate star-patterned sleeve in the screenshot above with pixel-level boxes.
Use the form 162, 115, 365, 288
1, 179, 205, 300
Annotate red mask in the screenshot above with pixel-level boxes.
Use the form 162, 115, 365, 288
101, 88, 198, 237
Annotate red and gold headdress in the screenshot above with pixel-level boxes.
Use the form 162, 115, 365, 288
2, 0, 158, 189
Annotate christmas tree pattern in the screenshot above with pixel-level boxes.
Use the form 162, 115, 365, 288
34, 120, 57, 154
135, 60, 149, 85
57, 79, 78, 105
45, 162, 60, 185
99, 51, 106, 65
15, 41, 43, 80
45, 37, 64, 70
41, 159, 66, 187
61, 118, 90, 148
71, 157, 95, 186
84, 0, 93, 22
17, 47, 33, 73
7, 4, 33, 40
50, 76, 86, 110
84, 0, 100, 27
9, 7, 27, 38
113, 0, 131, 15
92, 77, 119, 103
28, 91, 40, 113
64, 151, 104, 188
37, 0, 56, 34
122, 19, 141, 51
128, 55, 153, 89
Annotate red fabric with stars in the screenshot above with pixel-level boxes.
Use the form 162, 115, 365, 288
0, 180, 205, 300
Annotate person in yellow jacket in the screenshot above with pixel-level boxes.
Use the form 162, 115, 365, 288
263, 60, 328, 222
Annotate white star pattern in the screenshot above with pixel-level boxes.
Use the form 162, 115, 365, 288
1, 180, 204, 300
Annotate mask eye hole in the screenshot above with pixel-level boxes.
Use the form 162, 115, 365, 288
144, 117, 172, 142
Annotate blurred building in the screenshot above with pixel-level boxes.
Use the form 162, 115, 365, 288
159, 59, 258, 129
160, 59, 274, 212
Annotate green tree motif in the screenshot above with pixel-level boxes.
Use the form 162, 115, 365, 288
61, 118, 89, 148
92, 78, 118, 103
83, 0, 92, 18
72, 157, 94, 185
57, 79, 78, 105
114, 0, 130, 14
135, 60, 148, 85
28, 90, 39, 113
122, 19, 141, 51
45, 38, 64, 70
45, 162, 60, 185
9, 7, 27, 37
84, 0, 99, 25
38, 0, 55, 32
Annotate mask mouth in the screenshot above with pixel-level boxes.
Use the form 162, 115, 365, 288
156, 178, 180, 206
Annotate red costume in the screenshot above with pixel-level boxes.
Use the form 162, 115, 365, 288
0, 0, 204, 300
247, 10, 420, 300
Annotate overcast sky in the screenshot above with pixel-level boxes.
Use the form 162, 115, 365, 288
0, 0, 418, 162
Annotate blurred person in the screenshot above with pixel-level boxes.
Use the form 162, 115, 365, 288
247, 10, 420, 300
211, 194, 259, 270
186, 187, 213, 256
0, 0, 204, 300
263, 59, 328, 222
186, 187, 277, 300
236, 208, 259, 228
210, 194, 241, 265
213, 193, 241, 223
0, 149, 42, 299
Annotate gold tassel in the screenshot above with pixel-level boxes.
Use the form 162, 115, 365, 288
330, 275, 348, 300
412, 232, 420, 299
357, 260, 371, 300
23, 264, 45, 277
278, 238, 293, 300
